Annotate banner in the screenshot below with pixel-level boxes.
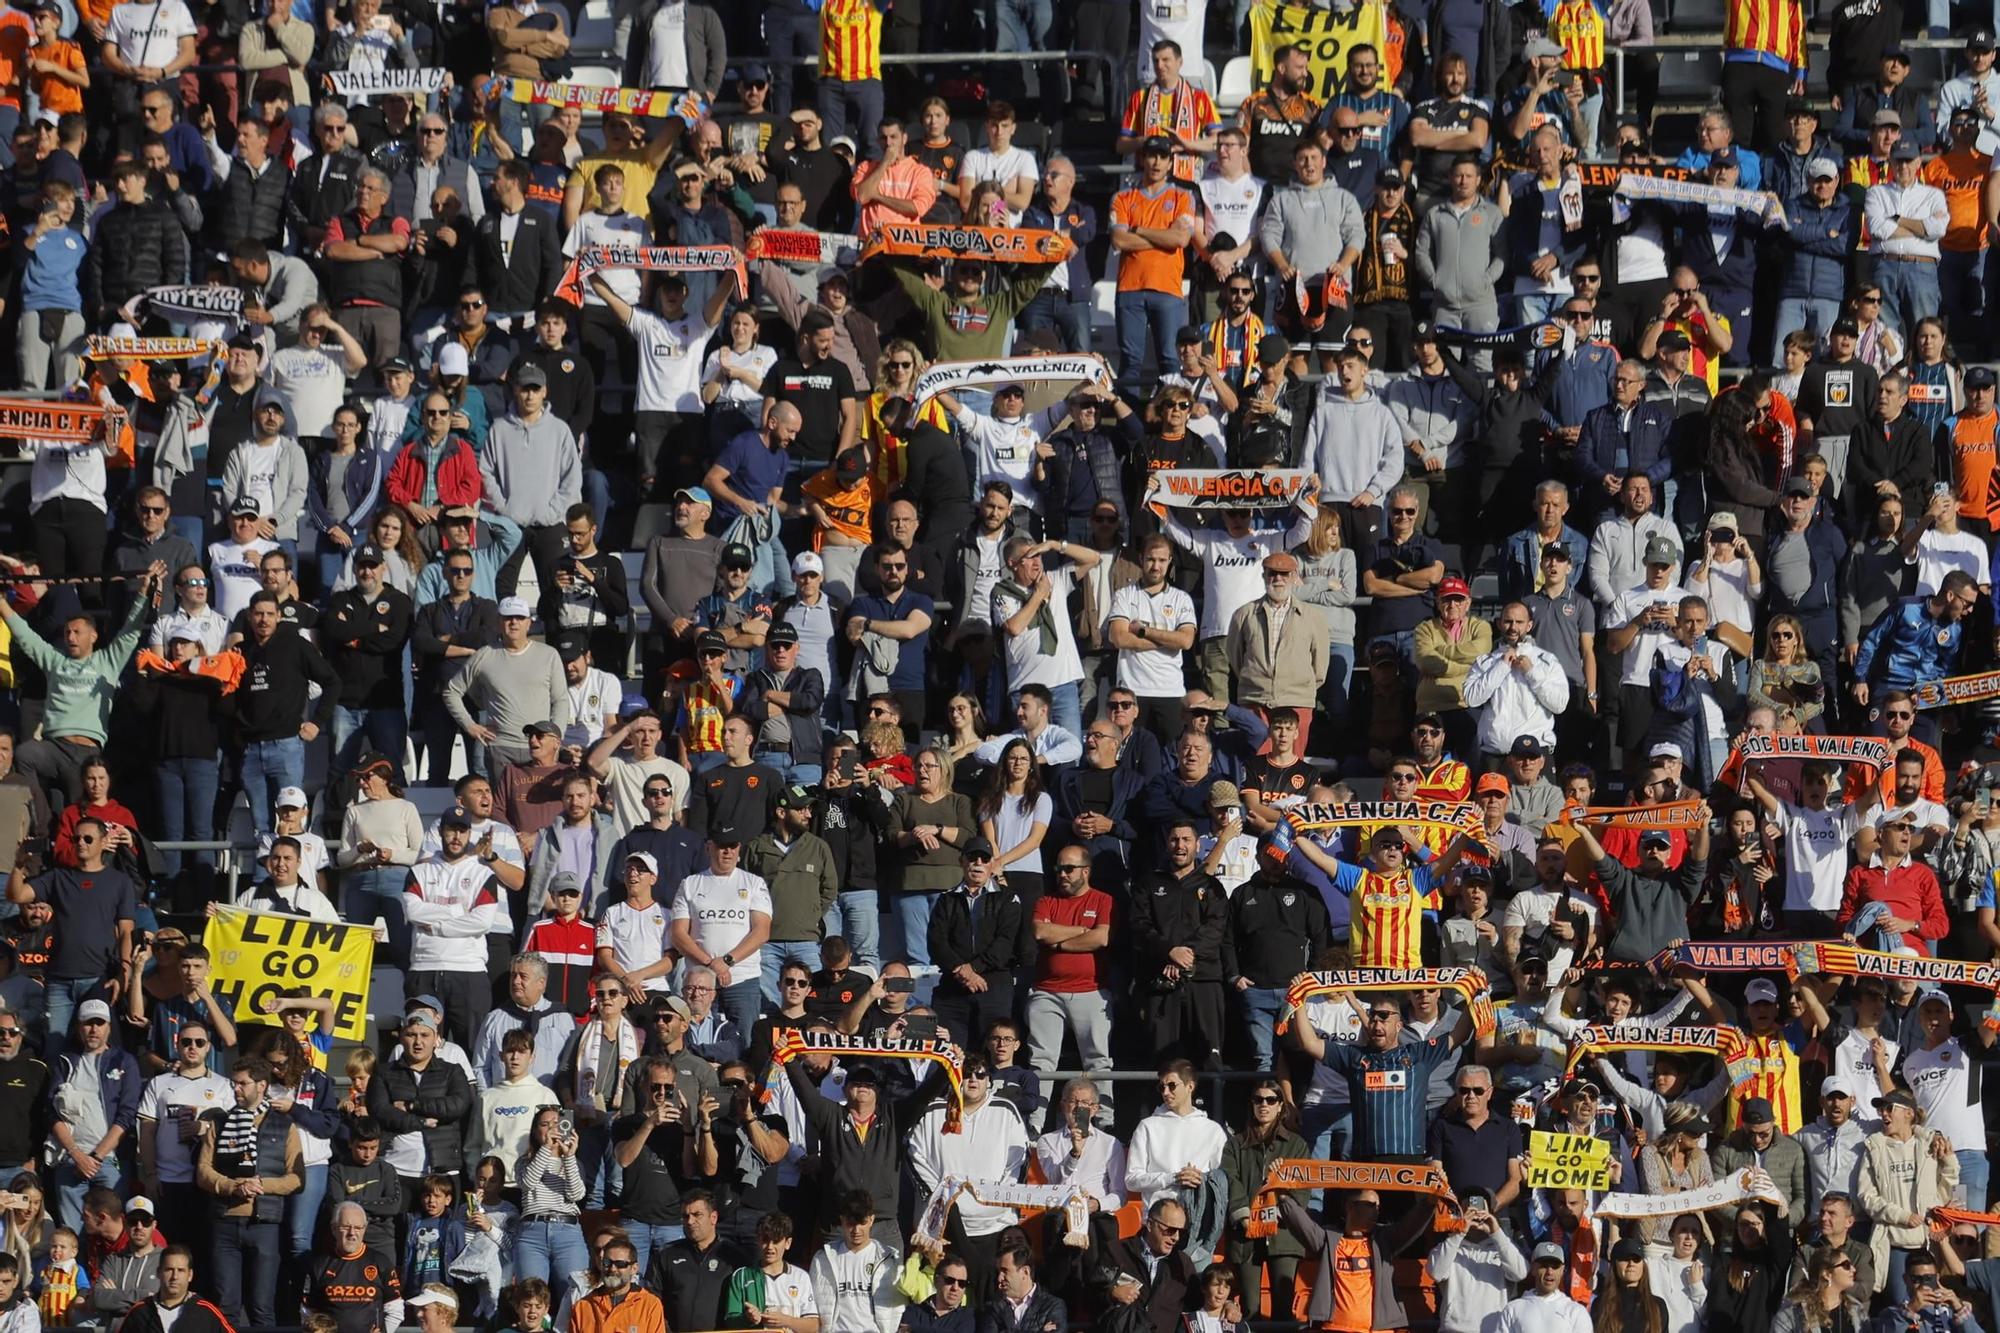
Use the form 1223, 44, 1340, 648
1287, 800, 1483, 835
1248, 0, 1390, 101
1434, 320, 1565, 352
0, 400, 107, 443
143, 284, 244, 322
1563, 1023, 1755, 1088
1611, 173, 1787, 228
748, 228, 862, 267
1244, 1158, 1458, 1239
1734, 734, 1889, 768
1911, 669, 2000, 710
910, 354, 1103, 408
486, 76, 705, 123
1149, 468, 1315, 509
1594, 1168, 1784, 1220
861, 221, 1075, 265
1563, 799, 1707, 830
85, 337, 222, 361
325, 68, 447, 99
767, 1027, 966, 1130
914, 1176, 1091, 1248
202, 906, 374, 1042
1786, 941, 2000, 991
1528, 1131, 1612, 1189
552, 244, 747, 307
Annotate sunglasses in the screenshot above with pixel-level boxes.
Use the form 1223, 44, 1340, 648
1390, 506, 1417, 515
938, 1277, 968, 1288
1251, 1094, 1281, 1105
138, 504, 168, 516
179, 1037, 209, 1047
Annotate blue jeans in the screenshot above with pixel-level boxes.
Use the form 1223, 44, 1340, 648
1960, 1148, 1990, 1211
1368, 629, 1417, 672
817, 78, 883, 151
625, 1221, 685, 1275
991, 0, 1053, 102
763, 7, 818, 115
1771, 296, 1842, 363
1010, 681, 1082, 739
1018, 291, 1092, 353
1115, 290, 1187, 403
584, 468, 613, 534
341, 866, 412, 967
333, 705, 409, 785
1876, 257, 1941, 340
1237, 985, 1286, 1072
718, 975, 760, 1041
690, 751, 727, 775
44, 976, 101, 1056
888, 891, 941, 971
762, 939, 823, 1009
1510, 291, 1558, 326
315, 548, 346, 598
154, 755, 219, 879
577, 1120, 618, 1209
1322, 642, 1355, 727
240, 736, 305, 833
824, 889, 881, 973
512, 1217, 589, 1287
52, 1148, 120, 1232
211, 1215, 281, 1327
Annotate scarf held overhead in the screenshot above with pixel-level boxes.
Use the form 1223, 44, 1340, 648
1911, 669, 2000, 710
85, 337, 223, 361
325, 68, 447, 98
552, 244, 747, 307
1434, 320, 1565, 351
141, 284, 244, 322
1562, 799, 1707, 830
0, 400, 107, 443
862, 221, 1076, 265
1278, 967, 1496, 1040
1286, 800, 1482, 834
766, 1027, 966, 1130
1610, 173, 1788, 227
1594, 1168, 1785, 1219
485, 76, 706, 124
1785, 941, 2000, 991
1733, 734, 1889, 767
909, 354, 1103, 407
1243, 1159, 1460, 1239
1147, 468, 1315, 509
1563, 1023, 1756, 1088
747, 228, 864, 267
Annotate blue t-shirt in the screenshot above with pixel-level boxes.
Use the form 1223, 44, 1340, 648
22, 226, 86, 314
1322, 1035, 1460, 1157
709, 430, 792, 524
149, 991, 238, 1075
847, 589, 935, 691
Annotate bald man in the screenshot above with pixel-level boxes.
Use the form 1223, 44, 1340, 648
706, 401, 804, 597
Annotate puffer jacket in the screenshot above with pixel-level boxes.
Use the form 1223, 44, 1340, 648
365, 1056, 474, 1175
209, 156, 291, 251
1413, 614, 1493, 712
86, 199, 189, 318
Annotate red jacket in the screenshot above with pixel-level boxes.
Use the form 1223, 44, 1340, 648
1838, 854, 1949, 954
384, 435, 481, 509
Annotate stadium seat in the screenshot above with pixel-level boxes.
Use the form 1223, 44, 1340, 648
572, 0, 616, 56
1217, 56, 1255, 118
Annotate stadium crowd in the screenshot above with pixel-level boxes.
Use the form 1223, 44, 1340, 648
8, 0, 2000, 1327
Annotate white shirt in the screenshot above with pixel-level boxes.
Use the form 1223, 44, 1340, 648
1161, 508, 1316, 640
106, 0, 197, 70
959, 146, 1039, 224
991, 565, 1084, 691
956, 404, 1043, 508
630, 307, 716, 415
1903, 1037, 1986, 1148
403, 854, 502, 972
1494, 1289, 1594, 1333
671, 867, 774, 975
1822, 1024, 1896, 1104
565, 667, 624, 745
29, 436, 111, 512
564, 211, 649, 306
1864, 179, 1949, 260
137, 1069, 233, 1183
701, 344, 777, 409
1108, 583, 1197, 697
596, 898, 673, 992
150, 604, 230, 656
640, 0, 690, 88
1871, 796, 1949, 832
207, 537, 279, 620
1912, 528, 1989, 595
1604, 583, 1690, 687
1778, 799, 1862, 913
1136, 0, 1208, 83
966, 531, 1009, 630
1199, 168, 1267, 256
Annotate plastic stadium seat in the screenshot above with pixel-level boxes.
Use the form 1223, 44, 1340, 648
1217, 56, 1255, 118
572, 0, 616, 55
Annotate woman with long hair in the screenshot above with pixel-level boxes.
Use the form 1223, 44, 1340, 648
1749, 613, 1825, 731
0, 1174, 48, 1276
1651, 1215, 1710, 1333
699, 304, 778, 447
889, 745, 976, 974
1901, 317, 1963, 436
513, 1105, 588, 1286
1637, 1105, 1715, 1249
334, 754, 424, 963
864, 340, 948, 487
1704, 1204, 1795, 1333
1220, 1078, 1306, 1317
942, 693, 990, 770
306, 400, 383, 595
1770, 1243, 1866, 1333
259, 1026, 341, 1312
978, 738, 1050, 908
335, 503, 425, 594
51, 756, 138, 868
1294, 505, 1356, 731
1599, 1237, 1670, 1333
1691, 382, 1778, 551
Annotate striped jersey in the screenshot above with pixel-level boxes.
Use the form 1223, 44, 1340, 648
1549, 0, 1607, 72
1724, 0, 1805, 70
1727, 1030, 1804, 1132
1415, 758, 1471, 802
820, 0, 884, 82
1321, 1036, 1460, 1156
1326, 860, 1445, 969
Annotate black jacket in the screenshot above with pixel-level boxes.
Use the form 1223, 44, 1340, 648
234, 629, 341, 741
411, 594, 501, 696
513, 342, 596, 439
130, 667, 229, 762
735, 665, 826, 766
364, 1056, 474, 1174
287, 147, 365, 241
896, 422, 972, 551
1849, 413, 1936, 527
209, 155, 291, 251
86, 199, 189, 319
1229, 870, 1333, 987
1049, 761, 1147, 867
786, 1059, 903, 1225
813, 784, 891, 893
0, 1050, 49, 1169
976, 1287, 1068, 1333
324, 585, 414, 710
648, 1236, 745, 1333
118, 1298, 235, 1333
1127, 868, 1230, 982
474, 204, 563, 314
927, 882, 1024, 982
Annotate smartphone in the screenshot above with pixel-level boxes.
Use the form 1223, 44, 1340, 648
902, 1014, 939, 1041
557, 1108, 575, 1140
1978, 788, 1990, 817
1219, 805, 1242, 825
369, 12, 391, 27
841, 755, 862, 781
883, 976, 915, 994
1070, 1104, 1091, 1133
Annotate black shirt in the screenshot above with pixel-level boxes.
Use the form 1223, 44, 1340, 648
1409, 96, 1490, 196
1425, 1110, 1523, 1202
685, 761, 781, 841
611, 1112, 689, 1223
714, 1112, 788, 1215
764, 356, 857, 467
1242, 756, 1311, 807
1364, 533, 1445, 637
304, 1247, 402, 1333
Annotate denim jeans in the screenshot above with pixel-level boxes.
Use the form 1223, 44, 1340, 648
1322, 642, 1355, 727
1771, 297, 1843, 364
817, 78, 884, 150
1960, 1148, 1990, 1211
341, 866, 412, 967
154, 755, 220, 879
990, 0, 1053, 104
1115, 289, 1187, 403
762, 939, 824, 1009
718, 975, 760, 1041
1010, 681, 1082, 739
824, 890, 881, 973
888, 891, 941, 971
1237, 985, 1286, 1072
1368, 629, 1417, 671
577, 1119, 618, 1209
1018, 290, 1093, 353
280, 1162, 328, 1311
211, 1215, 281, 1326
763, 6, 818, 114
333, 705, 409, 784
52, 1148, 120, 1232
1876, 257, 1941, 339
240, 736, 305, 832
513, 1217, 590, 1287
1509, 291, 1559, 326
44, 976, 102, 1056
625, 1221, 686, 1275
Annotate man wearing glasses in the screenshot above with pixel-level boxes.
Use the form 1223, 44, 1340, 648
1854, 570, 1978, 748
568, 1238, 664, 1333
845, 544, 934, 739
46, 997, 142, 1228
137, 1017, 230, 1236
320, 167, 410, 369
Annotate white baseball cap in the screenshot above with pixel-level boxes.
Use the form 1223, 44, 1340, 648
497, 596, 532, 619
275, 787, 308, 810
791, 551, 824, 576
409, 1286, 459, 1312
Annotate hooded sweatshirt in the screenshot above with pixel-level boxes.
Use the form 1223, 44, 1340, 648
1302, 385, 1403, 503
1260, 177, 1366, 277
1123, 1105, 1228, 1207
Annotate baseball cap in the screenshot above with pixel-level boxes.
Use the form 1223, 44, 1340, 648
625, 850, 660, 874
674, 486, 714, 506
1256, 332, 1291, 364
1969, 366, 1999, 390
739, 60, 770, 83
1708, 146, 1739, 169
1649, 741, 1683, 760
1739, 1097, 1776, 1125
1638, 829, 1674, 851
1264, 551, 1299, 574
1439, 576, 1471, 600
351, 543, 386, 568
547, 871, 583, 898
1541, 542, 1573, 563
1611, 1236, 1647, 1262
1708, 511, 1740, 533
1972, 25, 1997, 48
78, 999, 111, 1023
497, 596, 532, 619
1140, 134, 1175, 156
1831, 317, 1861, 338
1806, 157, 1840, 180
402, 1008, 439, 1031
514, 363, 549, 390
1891, 142, 1920, 162
696, 629, 728, 655
523, 720, 562, 737
406, 993, 445, 1017
1873, 108, 1904, 128
409, 1287, 459, 1312
1875, 1087, 1918, 1112
1917, 987, 1953, 1009
438, 805, 474, 830
1782, 475, 1816, 498
1659, 329, 1692, 351
383, 356, 414, 376
125, 1196, 156, 1219
963, 835, 997, 860
1642, 534, 1679, 566
657, 994, 695, 1022
1412, 319, 1437, 344
1524, 35, 1564, 58
553, 632, 589, 663
720, 542, 755, 570
275, 786, 308, 810
1377, 168, 1406, 189
1745, 978, 1781, 1005
1882, 43, 1912, 60
776, 783, 816, 810
1509, 736, 1546, 759
1819, 1077, 1853, 1099
767, 621, 799, 646
436, 343, 470, 377
792, 551, 824, 577
230, 497, 264, 518
1475, 773, 1511, 797
1532, 1241, 1567, 1265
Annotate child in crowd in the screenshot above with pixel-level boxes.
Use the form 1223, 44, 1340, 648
34, 1228, 86, 1326
329, 1119, 402, 1258
401, 1174, 467, 1295
475, 1030, 558, 1164
726, 1212, 816, 1329
0, 1253, 34, 1333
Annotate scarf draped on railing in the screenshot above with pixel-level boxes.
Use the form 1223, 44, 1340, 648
1242, 1159, 1460, 1239
913, 1176, 1092, 1247
765, 1028, 965, 1130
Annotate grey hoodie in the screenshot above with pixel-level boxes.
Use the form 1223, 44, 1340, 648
1302, 384, 1403, 503
480, 409, 584, 527
1413, 196, 1506, 312
1260, 178, 1366, 279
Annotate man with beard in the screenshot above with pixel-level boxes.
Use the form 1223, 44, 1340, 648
1128, 821, 1230, 1069
1240, 43, 1323, 185
570, 1237, 665, 1333
1849, 371, 1936, 529
1463, 603, 1569, 766
845, 542, 935, 738
1407, 55, 1492, 213
402, 809, 503, 1047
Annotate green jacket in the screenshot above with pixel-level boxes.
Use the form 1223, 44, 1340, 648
890, 260, 1057, 361
3, 594, 150, 743
745, 828, 840, 941
1221, 1127, 1309, 1261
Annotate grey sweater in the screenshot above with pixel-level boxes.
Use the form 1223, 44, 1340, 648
1302, 387, 1403, 504
480, 411, 583, 527
1260, 179, 1365, 279
1413, 197, 1506, 311
443, 641, 572, 742
1295, 545, 1357, 644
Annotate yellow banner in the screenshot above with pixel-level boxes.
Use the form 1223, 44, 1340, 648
203, 906, 374, 1041
1528, 1130, 1611, 1190
1250, 0, 1390, 101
